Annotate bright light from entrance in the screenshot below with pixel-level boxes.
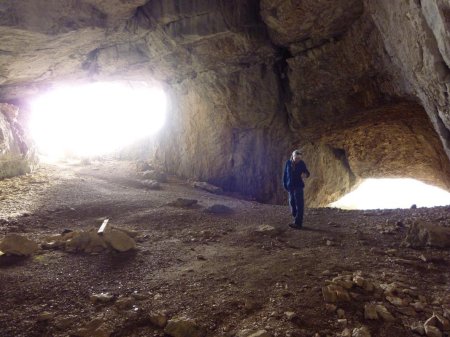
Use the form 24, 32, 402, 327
29, 82, 166, 158
330, 178, 450, 209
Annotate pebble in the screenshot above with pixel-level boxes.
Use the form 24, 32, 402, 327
54, 315, 77, 329
247, 330, 272, 337
375, 305, 396, 322
386, 295, 406, 307
352, 326, 371, 337
337, 309, 345, 319
424, 325, 442, 337
131, 292, 148, 300
341, 328, 351, 337
204, 204, 233, 214
114, 297, 135, 310
325, 304, 337, 313
75, 317, 112, 337
411, 322, 425, 335
90, 292, 114, 304
353, 276, 365, 288
337, 319, 347, 327
364, 304, 378, 320
37, 311, 54, 321
167, 198, 198, 208
149, 311, 168, 328
396, 306, 417, 317
434, 313, 450, 331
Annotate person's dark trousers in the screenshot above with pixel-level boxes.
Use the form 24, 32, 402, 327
288, 188, 304, 226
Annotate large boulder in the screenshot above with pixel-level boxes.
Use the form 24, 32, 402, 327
103, 229, 136, 252
0, 234, 39, 256
403, 221, 450, 248
44, 227, 136, 253
64, 230, 108, 253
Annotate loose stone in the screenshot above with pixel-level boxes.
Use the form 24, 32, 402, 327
90, 292, 114, 304
164, 318, 206, 337
364, 303, 378, 320
424, 325, 442, 337
149, 311, 168, 328
0, 234, 39, 256
375, 305, 396, 322
352, 326, 371, 337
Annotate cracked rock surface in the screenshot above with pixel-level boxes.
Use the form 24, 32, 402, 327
0, 0, 450, 204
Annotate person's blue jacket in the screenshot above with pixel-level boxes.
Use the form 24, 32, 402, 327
283, 159, 310, 191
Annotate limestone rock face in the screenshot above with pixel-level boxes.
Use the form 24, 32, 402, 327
0, 103, 36, 179
0, 0, 146, 34
302, 143, 357, 207
285, 13, 400, 132
316, 103, 450, 190
365, 0, 450, 160
1, 1, 450, 205
153, 63, 292, 203
260, 0, 364, 47
0, 0, 272, 99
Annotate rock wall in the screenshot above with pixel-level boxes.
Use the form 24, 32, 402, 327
285, 13, 406, 135
147, 6, 450, 205
0, 104, 36, 179
301, 143, 358, 207
153, 63, 293, 203
365, 0, 450, 160
1, 0, 450, 206
314, 102, 450, 194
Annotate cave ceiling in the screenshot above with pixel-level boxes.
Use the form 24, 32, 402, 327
0, 0, 370, 99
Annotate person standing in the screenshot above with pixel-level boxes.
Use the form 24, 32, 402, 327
283, 149, 310, 229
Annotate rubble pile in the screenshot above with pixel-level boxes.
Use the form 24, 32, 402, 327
42, 226, 137, 253
322, 271, 450, 337
68, 296, 206, 337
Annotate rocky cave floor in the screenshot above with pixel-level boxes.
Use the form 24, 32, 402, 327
0, 160, 449, 337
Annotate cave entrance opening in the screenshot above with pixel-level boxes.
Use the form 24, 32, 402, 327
329, 178, 450, 210
28, 81, 167, 161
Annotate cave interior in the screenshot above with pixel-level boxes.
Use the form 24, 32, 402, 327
1, 1, 450, 337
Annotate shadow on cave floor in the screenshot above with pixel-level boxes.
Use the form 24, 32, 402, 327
0, 160, 449, 337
